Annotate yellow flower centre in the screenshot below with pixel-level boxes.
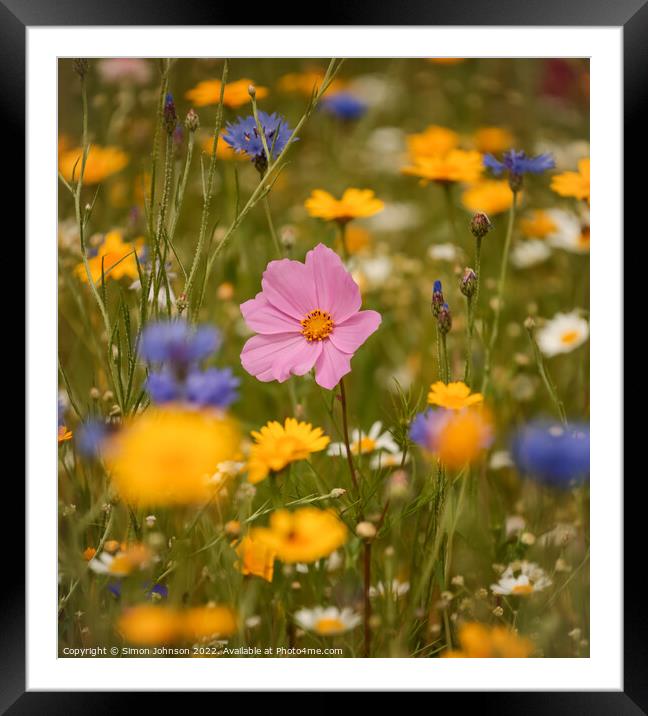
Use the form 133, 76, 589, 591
351, 437, 377, 455
560, 330, 580, 345
315, 617, 346, 635
512, 583, 534, 595
301, 309, 334, 342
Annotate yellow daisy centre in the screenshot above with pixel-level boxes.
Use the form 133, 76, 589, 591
560, 329, 580, 345
512, 583, 534, 595
351, 437, 377, 455
301, 309, 334, 342
314, 617, 346, 635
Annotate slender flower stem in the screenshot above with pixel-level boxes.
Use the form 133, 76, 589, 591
480, 191, 518, 395
152, 133, 175, 317
338, 377, 359, 493
440, 332, 450, 383
443, 183, 459, 245
338, 222, 349, 261
148, 60, 171, 238
263, 196, 282, 256
525, 321, 568, 425
464, 238, 483, 386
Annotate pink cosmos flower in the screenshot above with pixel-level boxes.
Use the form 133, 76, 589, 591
240, 243, 381, 390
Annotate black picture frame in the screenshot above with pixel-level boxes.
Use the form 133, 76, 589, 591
7, 0, 635, 710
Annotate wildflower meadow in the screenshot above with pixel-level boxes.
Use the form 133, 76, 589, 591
58, 58, 590, 659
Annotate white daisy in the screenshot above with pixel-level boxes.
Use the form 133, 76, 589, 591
428, 242, 460, 262
510, 239, 552, 268
88, 551, 132, 577
490, 561, 552, 596
369, 579, 410, 599
370, 450, 409, 470
350, 255, 393, 291
294, 606, 361, 636
328, 421, 399, 459
545, 208, 589, 254
536, 311, 589, 357
489, 450, 514, 470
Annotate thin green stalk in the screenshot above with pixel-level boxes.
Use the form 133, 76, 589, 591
443, 183, 458, 245
525, 320, 568, 425
338, 222, 349, 260
480, 190, 518, 395
152, 133, 175, 317
440, 332, 450, 383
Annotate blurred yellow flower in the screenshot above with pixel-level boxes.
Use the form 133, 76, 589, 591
406, 125, 459, 159
247, 418, 330, 484
182, 606, 237, 641
305, 189, 385, 224
58, 425, 73, 443
345, 226, 372, 254
402, 150, 483, 185
202, 135, 246, 161
443, 622, 533, 658
185, 78, 268, 108
520, 209, 558, 238
74, 230, 144, 284
428, 381, 484, 410
105, 407, 241, 506
235, 535, 276, 582
59, 145, 129, 184
251, 507, 347, 563
82, 547, 96, 561
437, 409, 492, 469
472, 126, 514, 154
551, 158, 590, 203
277, 71, 343, 96
118, 605, 182, 646
462, 180, 514, 215
428, 58, 466, 65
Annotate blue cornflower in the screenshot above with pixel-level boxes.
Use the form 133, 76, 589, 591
185, 367, 240, 409
484, 149, 555, 189
410, 409, 449, 451
223, 111, 295, 171
139, 320, 220, 367
76, 419, 108, 457
432, 280, 444, 317
320, 91, 368, 120
511, 420, 589, 488
146, 370, 181, 403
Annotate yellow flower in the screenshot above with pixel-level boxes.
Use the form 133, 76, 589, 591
345, 226, 372, 254
443, 622, 534, 658
402, 150, 483, 185
277, 71, 344, 96
472, 126, 514, 154
304, 188, 384, 224
58, 425, 73, 443
235, 535, 276, 582
59, 145, 129, 184
185, 78, 268, 108
74, 230, 144, 284
436, 409, 492, 470
519, 209, 558, 238
428, 381, 484, 410
247, 418, 330, 484
250, 507, 347, 563
551, 158, 590, 203
82, 547, 96, 561
462, 180, 515, 215
406, 125, 459, 159
118, 605, 182, 646
182, 606, 237, 641
105, 406, 241, 506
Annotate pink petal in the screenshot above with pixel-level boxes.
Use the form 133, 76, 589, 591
240, 292, 301, 335
329, 310, 381, 354
306, 243, 361, 323
261, 258, 317, 321
241, 333, 321, 383
314, 341, 352, 390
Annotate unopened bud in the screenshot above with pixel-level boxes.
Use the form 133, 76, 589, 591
460, 267, 477, 298
437, 303, 452, 335
524, 316, 536, 331
176, 293, 188, 314
329, 488, 347, 499
163, 93, 177, 135
280, 225, 297, 250
248, 84, 257, 98
356, 521, 377, 540
89, 387, 101, 400
431, 280, 444, 318
470, 211, 492, 240
184, 108, 200, 132
73, 59, 89, 78
224, 520, 241, 537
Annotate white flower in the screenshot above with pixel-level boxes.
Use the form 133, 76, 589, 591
350, 255, 393, 290
545, 208, 589, 254
510, 239, 552, 268
365, 202, 422, 233
505, 515, 526, 538
328, 421, 399, 458
369, 579, 410, 599
536, 311, 589, 357
428, 242, 460, 262
294, 606, 361, 636
370, 450, 409, 470
490, 561, 552, 596
489, 450, 514, 470
88, 552, 131, 577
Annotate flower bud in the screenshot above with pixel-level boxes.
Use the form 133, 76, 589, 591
437, 302, 452, 335
248, 84, 257, 99
73, 59, 89, 78
356, 521, 377, 540
460, 267, 477, 298
163, 93, 177, 135
184, 108, 200, 132
431, 280, 444, 318
329, 488, 347, 499
470, 211, 492, 240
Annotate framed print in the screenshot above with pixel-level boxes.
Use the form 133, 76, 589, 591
7, 0, 638, 709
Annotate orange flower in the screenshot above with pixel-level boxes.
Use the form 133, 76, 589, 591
402, 150, 483, 185
443, 622, 534, 658
520, 210, 558, 238
551, 158, 590, 203
235, 535, 276, 582
406, 125, 459, 159
277, 71, 344, 96
118, 605, 182, 646
185, 78, 268, 108
74, 230, 144, 284
182, 606, 237, 641
472, 127, 514, 155
82, 547, 96, 561
304, 188, 384, 224
436, 409, 492, 470
58, 426, 73, 443
462, 180, 515, 215
59, 145, 129, 184
427, 381, 483, 410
